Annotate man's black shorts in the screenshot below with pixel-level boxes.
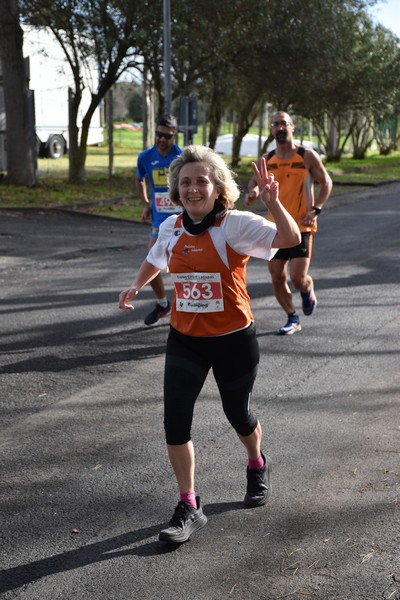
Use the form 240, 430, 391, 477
273, 232, 313, 260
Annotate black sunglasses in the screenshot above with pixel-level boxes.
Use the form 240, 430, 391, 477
156, 131, 174, 140
271, 119, 292, 128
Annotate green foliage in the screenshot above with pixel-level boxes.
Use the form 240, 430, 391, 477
326, 151, 400, 182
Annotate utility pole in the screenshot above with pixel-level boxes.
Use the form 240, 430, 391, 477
163, 0, 171, 114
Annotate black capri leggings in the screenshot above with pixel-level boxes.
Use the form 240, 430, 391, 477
164, 323, 260, 445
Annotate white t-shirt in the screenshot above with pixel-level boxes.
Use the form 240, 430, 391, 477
147, 209, 278, 272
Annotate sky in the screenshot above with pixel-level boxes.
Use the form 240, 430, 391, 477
368, 0, 400, 38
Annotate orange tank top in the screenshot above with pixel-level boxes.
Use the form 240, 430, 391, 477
168, 214, 254, 337
267, 147, 316, 233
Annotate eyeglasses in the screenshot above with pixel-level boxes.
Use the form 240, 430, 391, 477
271, 120, 292, 128
156, 131, 174, 140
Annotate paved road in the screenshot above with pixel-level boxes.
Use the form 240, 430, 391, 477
1, 185, 399, 600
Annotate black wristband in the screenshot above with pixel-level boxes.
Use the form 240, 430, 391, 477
313, 206, 322, 215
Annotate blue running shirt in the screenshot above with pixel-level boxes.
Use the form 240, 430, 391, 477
136, 144, 183, 237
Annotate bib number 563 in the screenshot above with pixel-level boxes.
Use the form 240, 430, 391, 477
172, 272, 224, 313
182, 282, 213, 300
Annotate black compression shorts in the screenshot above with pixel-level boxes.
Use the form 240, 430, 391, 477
273, 232, 313, 260
163, 324, 260, 445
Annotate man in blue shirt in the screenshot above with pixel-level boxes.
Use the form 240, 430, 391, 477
136, 114, 183, 325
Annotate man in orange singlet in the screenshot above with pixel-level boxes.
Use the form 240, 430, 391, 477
245, 111, 333, 335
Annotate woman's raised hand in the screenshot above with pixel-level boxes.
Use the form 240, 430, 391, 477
251, 157, 279, 208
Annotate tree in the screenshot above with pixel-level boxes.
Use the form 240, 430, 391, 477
285, 3, 400, 161
164, 0, 383, 166
19, 0, 153, 183
0, 0, 36, 185
168, 0, 272, 165
369, 26, 400, 154
263, 0, 366, 161
345, 21, 400, 158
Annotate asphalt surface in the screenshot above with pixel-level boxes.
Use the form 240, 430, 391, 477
1, 184, 399, 600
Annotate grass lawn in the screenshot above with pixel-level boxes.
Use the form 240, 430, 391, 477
1, 127, 399, 222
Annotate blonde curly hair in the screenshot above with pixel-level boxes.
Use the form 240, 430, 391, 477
168, 145, 240, 210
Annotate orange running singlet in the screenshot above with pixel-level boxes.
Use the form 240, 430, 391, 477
267, 147, 316, 233
168, 214, 254, 337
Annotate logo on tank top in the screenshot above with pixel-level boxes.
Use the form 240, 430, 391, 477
183, 245, 203, 254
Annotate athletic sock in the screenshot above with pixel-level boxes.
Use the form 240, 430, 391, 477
248, 454, 264, 470
180, 492, 197, 508
157, 296, 169, 308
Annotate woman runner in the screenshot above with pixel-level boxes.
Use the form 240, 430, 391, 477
119, 145, 300, 543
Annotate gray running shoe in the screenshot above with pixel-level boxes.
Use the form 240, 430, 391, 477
244, 453, 272, 507
159, 496, 207, 543
144, 301, 171, 326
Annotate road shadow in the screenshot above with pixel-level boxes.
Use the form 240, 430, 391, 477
0, 501, 244, 593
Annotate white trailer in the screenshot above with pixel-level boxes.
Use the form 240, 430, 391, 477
0, 25, 104, 170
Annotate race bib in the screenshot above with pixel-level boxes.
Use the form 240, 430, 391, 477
172, 272, 224, 313
154, 192, 181, 213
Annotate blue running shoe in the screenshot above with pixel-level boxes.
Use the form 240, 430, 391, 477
278, 314, 301, 335
301, 284, 317, 316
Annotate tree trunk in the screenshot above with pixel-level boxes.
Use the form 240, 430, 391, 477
68, 87, 84, 183
0, 0, 36, 186
231, 94, 260, 168
107, 88, 114, 178
142, 69, 155, 149
207, 86, 222, 150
